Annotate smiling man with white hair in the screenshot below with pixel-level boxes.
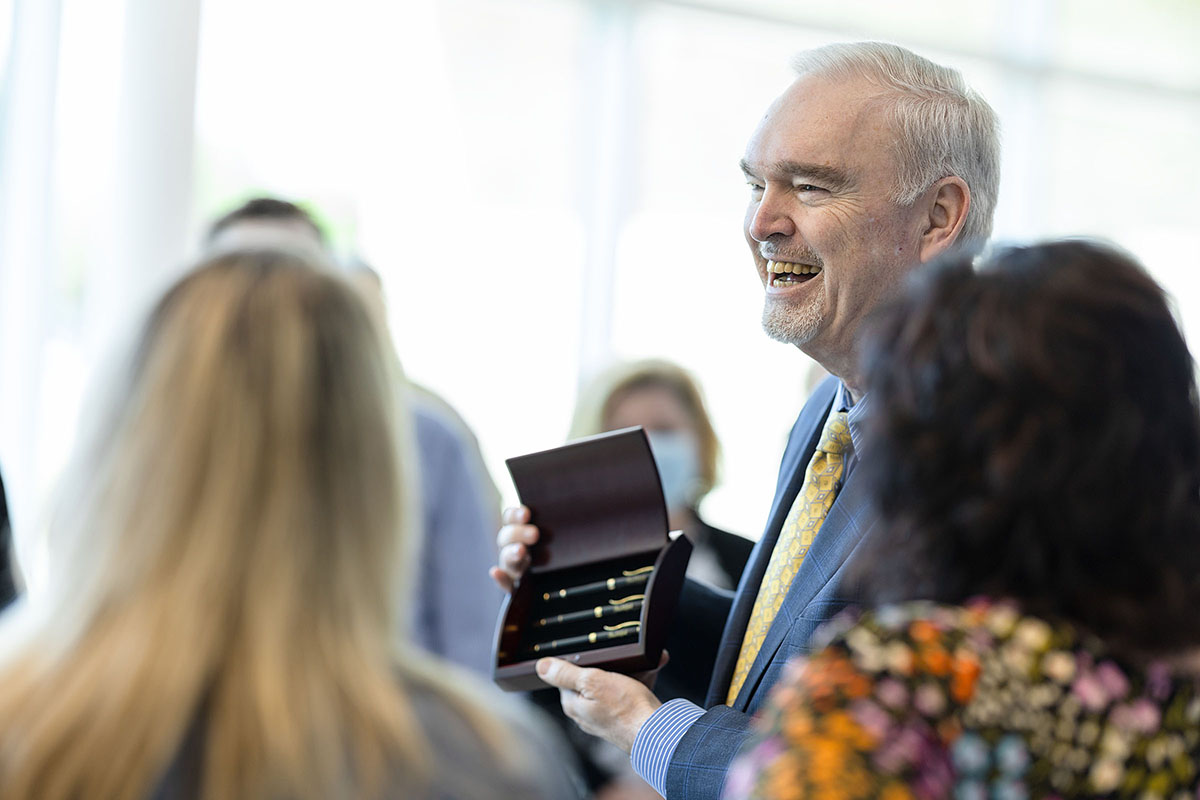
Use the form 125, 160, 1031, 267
495, 41, 1000, 799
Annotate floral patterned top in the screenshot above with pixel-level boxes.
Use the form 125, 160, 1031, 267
724, 599, 1200, 800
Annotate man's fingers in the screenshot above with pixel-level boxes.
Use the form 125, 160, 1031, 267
536, 657, 590, 694
489, 566, 515, 594
491, 510, 539, 591
496, 523, 539, 551
501, 505, 532, 525
539, 660, 663, 752
499, 542, 529, 576
493, 511, 539, 590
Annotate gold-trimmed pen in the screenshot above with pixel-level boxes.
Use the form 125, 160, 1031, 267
533, 599, 643, 628
542, 570, 652, 602
529, 623, 642, 657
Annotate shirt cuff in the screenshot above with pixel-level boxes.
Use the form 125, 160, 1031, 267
630, 698, 707, 796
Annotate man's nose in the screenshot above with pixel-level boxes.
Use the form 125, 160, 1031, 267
747, 187, 796, 242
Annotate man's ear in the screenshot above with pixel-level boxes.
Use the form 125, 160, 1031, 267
918, 176, 970, 263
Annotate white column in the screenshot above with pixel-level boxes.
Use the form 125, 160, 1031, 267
990, 0, 1057, 243
84, 0, 203, 356
575, 0, 639, 387
0, 0, 64, 541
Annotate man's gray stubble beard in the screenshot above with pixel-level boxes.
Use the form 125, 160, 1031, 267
761, 293, 821, 347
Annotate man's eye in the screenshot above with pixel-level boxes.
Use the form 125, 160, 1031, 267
794, 184, 824, 193
747, 182, 765, 194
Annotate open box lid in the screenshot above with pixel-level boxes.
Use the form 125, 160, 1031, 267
505, 426, 669, 572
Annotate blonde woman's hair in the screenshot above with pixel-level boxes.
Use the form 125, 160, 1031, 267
0, 249, 515, 800
569, 358, 720, 501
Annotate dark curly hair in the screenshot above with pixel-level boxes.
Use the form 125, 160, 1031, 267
855, 239, 1200, 653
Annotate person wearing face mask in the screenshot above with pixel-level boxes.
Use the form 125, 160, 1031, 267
568, 358, 752, 591
526, 359, 754, 800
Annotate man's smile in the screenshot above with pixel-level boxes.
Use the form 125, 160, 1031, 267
766, 259, 823, 288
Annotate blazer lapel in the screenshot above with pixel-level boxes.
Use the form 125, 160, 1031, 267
728, 421, 877, 710
705, 377, 838, 707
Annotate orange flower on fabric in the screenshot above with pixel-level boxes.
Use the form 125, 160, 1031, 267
824, 710, 876, 750
921, 646, 951, 677
950, 655, 982, 703
765, 757, 806, 800
880, 781, 915, 800
909, 620, 939, 644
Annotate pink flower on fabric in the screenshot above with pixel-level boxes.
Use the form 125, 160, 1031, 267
1146, 662, 1172, 702
893, 728, 927, 762
874, 727, 926, 773
911, 734, 954, 800
914, 683, 947, 716
1072, 672, 1109, 711
755, 737, 786, 762
722, 755, 755, 799
851, 699, 893, 740
912, 764, 954, 800
876, 678, 909, 709
1094, 662, 1130, 701
1111, 699, 1161, 734
723, 736, 783, 799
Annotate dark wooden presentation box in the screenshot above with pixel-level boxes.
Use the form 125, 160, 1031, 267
492, 427, 692, 692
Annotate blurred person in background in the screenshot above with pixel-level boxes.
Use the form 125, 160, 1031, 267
0, 249, 578, 800
0, 467, 16, 608
347, 260, 503, 522
533, 359, 756, 799
205, 196, 328, 258
569, 358, 752, 591
493, 41, 1000, 800
727, 240, 1200, 799
205, 197, 502, 676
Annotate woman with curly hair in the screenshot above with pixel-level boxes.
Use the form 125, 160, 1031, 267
726, 240, 1200, 799
0, 249, 577, 800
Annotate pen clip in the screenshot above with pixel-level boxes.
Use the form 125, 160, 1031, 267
603, 621, 641, 632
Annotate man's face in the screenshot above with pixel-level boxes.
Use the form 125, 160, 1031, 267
741, 74, 932, 372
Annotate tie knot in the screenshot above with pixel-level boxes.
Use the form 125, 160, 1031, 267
818, 411, 852, 456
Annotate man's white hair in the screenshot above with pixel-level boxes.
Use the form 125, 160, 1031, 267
791, 42, 1001, 252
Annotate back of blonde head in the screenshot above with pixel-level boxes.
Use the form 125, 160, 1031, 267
0, 250, 510, 799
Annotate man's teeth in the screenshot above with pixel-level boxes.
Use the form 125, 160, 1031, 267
767, 259, 822, 275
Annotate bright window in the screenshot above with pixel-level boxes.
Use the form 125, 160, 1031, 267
2, 0, 1198, 546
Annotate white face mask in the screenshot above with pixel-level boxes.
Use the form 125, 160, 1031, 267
645, 429, 701, 513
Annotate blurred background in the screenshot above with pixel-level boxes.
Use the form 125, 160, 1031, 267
1, 0, 1198, 562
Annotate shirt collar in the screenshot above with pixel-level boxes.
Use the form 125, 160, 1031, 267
834, 381, 869, 457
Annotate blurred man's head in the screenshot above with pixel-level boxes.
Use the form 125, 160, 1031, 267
740, 42, 1000, 394
205, 197, 327, 257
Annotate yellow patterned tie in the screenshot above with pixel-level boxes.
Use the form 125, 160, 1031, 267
726, 410, 852, 704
